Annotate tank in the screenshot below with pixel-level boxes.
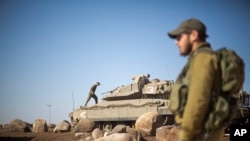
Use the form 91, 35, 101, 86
224, 90, 250, 133
230, 90, 250, 126
69, 74, 175, 131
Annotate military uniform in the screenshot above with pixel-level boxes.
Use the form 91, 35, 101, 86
167, 18, 225, 141
173, 43, 224, 141
84, 82, 100, 106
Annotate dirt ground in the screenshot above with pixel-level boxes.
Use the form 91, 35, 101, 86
0, 132, 230, 141
0, 132, 77, 141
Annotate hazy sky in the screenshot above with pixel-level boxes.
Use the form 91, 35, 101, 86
0, 0, 249, 124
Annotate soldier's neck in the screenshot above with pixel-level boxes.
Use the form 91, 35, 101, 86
192, 41, 206, 52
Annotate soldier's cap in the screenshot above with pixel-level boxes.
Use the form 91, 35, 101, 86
168, 18, 208, 39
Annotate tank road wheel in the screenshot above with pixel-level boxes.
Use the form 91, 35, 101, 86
103, 122, 113, 132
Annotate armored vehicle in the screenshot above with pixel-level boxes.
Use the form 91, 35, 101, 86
230, 91, 250, 126
69, 74, 174, 131
224, 90, 250, 133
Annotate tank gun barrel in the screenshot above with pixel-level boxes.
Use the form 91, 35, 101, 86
101, 90, 112, 95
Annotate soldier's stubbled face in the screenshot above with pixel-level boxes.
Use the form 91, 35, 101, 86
175, 33, 192, 56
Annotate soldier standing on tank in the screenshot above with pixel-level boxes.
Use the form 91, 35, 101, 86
84, 82, 100, 106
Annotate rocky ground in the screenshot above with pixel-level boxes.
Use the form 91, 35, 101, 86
0, 132, 154, 141
0, 111, 232, 141
0, 132, 76, 141
0, 132, 229, 141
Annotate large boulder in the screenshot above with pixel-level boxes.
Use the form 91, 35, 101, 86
76, 132, 92, 141
167, 126, 180, 141
92, 128, 104, 140
156, 125, 175, 141
75, 118, 95, 132
9, 119, 31, 132
32, 119, 48, 132
110, 124, 127, 134
95, 133, 134, 141
135, 111, 164, 137
53, 120, 71, 133
126, 126, 141, 141
109, 125, 140, 141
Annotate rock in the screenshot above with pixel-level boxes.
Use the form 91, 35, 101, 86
77, 132, 93, 141
0, 124, 9, 132
0, 124, 3, 131
156, 125, 175, 141
135, 111, 164, 137
111, 124, 127, 134
167, 126, 180, 141
54, 120, 71, 133
47, 123, 56, 132
92, 128, 103, 140
32, 119, 48, 133
47, 123, 56, 128
103, 131, 111, 137
85, 135, 94, 141
2, 124, 10, 132
75, 118, 95, 132
126, 126, 141, 141
9, 119, 31, 132
95, 133, 134, 141
75, 132, 84, 137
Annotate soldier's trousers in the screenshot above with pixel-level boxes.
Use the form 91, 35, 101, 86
84, 94, 98, 106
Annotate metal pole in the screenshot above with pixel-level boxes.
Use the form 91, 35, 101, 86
72, 93, 75, 111
47, 104, 52, 124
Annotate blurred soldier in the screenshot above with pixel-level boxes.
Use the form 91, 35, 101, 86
84, 82, 100, 106
168, 18, 224, 141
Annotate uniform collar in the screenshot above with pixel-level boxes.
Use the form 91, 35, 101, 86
188, 42, 211, 60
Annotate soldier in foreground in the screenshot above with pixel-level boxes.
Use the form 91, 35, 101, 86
84, 82, 100, 106
167, 18, 224, 141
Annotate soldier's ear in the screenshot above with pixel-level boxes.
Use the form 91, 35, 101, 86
190, 29, 199, 41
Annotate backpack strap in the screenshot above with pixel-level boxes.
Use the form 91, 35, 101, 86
195, 45, 222, 97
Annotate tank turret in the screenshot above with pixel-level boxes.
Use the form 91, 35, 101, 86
102, 74, 173, 101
